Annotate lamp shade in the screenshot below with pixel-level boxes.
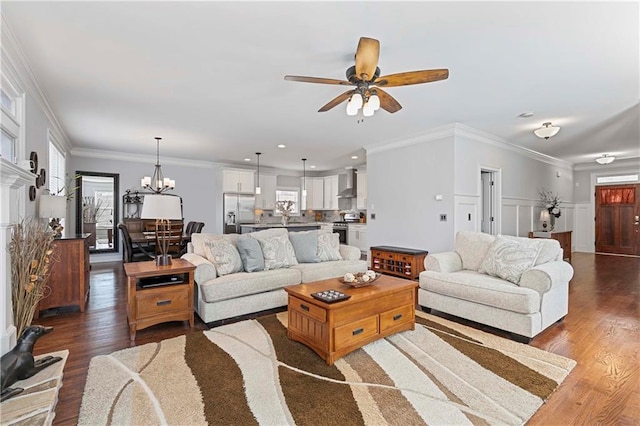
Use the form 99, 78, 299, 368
534, 122, 560, 139
140, 195, 182, 219
39, 195, 66, 218
540, 209, 550, 222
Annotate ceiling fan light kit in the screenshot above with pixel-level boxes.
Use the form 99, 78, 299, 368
284, 37, 449, 117
534, 122, 560, 139
595, 154, 615, 165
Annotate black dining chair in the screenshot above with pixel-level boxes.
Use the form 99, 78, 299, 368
118, 223, 154, 263
180, 221, 205, 255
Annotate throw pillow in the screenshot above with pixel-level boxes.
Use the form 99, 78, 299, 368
478, 235, 541, 284
288, 230, 321, 263
203, 238, 243, 276
317, 232, 342, 262
236, 235, 265, 272
258, 234, 298, 270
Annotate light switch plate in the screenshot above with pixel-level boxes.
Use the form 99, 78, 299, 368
440, 214, 447, 221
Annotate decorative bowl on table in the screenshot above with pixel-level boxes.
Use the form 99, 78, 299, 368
340, 270, 381, 287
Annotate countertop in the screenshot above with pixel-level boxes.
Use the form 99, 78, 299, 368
240, 222, 329, 229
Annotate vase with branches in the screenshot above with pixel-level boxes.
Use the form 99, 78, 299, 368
275, 200, 294, 226
9, 218, 55, 337
538, 189, 562, 230
83, 196, 105, 223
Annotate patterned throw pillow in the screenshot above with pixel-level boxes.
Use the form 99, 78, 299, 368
203, 238, 243, 276
317, 232, 342, 262
478, 235, 541, 284
257, 234, 298, 270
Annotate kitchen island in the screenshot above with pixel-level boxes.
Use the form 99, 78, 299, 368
240, 222, 329, 234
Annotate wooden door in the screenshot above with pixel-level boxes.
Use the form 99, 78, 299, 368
595, 184, 640, 255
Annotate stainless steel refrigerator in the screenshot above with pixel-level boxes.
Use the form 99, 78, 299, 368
223, 193, 255, 234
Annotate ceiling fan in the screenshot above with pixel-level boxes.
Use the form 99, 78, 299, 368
284, 37, 449, 116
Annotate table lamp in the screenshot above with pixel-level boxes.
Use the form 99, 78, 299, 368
39, 195, 66, 237
540, 209, 550, 231
140, 194, 182, 266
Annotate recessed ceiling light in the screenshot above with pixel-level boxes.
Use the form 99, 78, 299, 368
244, 158, 251, 162
351, 156, 358, 159
277, 144, 286, 149
310, 165, 316, 169
518, 112, 534, 118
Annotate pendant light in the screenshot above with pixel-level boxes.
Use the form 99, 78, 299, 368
255, 152, 261, 194
302, 158, 307, 196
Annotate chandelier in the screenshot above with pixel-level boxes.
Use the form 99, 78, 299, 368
141, 137, 175, 194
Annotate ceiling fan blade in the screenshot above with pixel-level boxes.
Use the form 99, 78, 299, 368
354, 37, 380, 81
284, 75, 352, 86
374, 69, 449, 87
318, 90, 354, 112
376, 89, 402, 113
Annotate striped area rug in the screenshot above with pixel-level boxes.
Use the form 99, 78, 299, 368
79, 311, 575, 425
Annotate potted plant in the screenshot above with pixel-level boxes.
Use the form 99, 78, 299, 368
9, 218, 55, 337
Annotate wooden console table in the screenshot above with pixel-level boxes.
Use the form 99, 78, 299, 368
529, 231, 572, 263
370, 246, 428, 280
35, 234, 91, 318
124, 259, 195, 340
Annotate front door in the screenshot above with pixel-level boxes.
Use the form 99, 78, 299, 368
595, 184, 640, 255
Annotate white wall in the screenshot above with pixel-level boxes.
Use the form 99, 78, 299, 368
366, 124, 576, 255
367, 130, 455, 254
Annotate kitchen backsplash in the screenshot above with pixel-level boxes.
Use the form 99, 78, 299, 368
255, 209, 366, 224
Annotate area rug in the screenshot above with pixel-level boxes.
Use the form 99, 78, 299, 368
78, 311, 576, 425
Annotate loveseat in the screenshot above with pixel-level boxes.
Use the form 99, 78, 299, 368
182, 228, 367, 324
418, 231, 574, 342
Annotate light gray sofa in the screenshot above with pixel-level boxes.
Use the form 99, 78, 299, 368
182, 229, 367, 324
418, 231, 574, 342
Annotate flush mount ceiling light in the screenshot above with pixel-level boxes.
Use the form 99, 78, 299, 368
595, 154, 615, 165
534, 122, 560, 140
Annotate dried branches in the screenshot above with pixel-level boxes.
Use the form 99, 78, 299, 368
9, 218, 55, 336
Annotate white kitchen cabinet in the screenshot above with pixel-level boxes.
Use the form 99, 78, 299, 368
304, 177, 325, 210
356, 171, 367, 210
223, 169, 255, 193
348, 224, 368, 254
323, 175, 339, 210
256, 175, 277, 209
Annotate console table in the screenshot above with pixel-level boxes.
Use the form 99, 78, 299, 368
529, 231, 572, 263
370, 246, 429, 280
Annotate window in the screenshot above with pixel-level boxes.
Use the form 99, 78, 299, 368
275, 188, 300, 215
596, 174, 639, 184
0, 74, 22, 161
48, 138, 66, 196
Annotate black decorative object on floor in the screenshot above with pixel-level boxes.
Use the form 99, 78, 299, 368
0, 325, 62, 402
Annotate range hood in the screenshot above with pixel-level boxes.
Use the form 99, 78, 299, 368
338, 169, 357, 198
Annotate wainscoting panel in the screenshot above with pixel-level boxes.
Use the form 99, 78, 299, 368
574, 204, 593, 253
501, 204, 518, 236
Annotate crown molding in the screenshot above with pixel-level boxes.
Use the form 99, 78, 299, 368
364, 122, 573, 171
1, 16, 72, 153
70, 147, 218, 169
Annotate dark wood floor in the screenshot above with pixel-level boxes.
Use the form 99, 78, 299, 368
31, 252, 639, 425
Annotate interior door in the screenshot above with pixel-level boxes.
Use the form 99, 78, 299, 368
595, 184, 640, 255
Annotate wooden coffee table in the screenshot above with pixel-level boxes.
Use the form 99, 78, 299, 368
284, 274, 418, 365
123, 259, 195, 340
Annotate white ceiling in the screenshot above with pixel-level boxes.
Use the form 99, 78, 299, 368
3, 1, 639, 172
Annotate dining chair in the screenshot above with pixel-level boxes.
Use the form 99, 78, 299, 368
155, 221, 184, 257
118, 223, 154, 263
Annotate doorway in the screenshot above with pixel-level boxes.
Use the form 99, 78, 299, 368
595, 183, 640, 256
480, 170, 497, 235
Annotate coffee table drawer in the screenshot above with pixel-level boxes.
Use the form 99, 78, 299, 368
289, 296, 326, 323
137, 286, 189, 317
334, 315, 378, 350
380, 304, 413, 332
